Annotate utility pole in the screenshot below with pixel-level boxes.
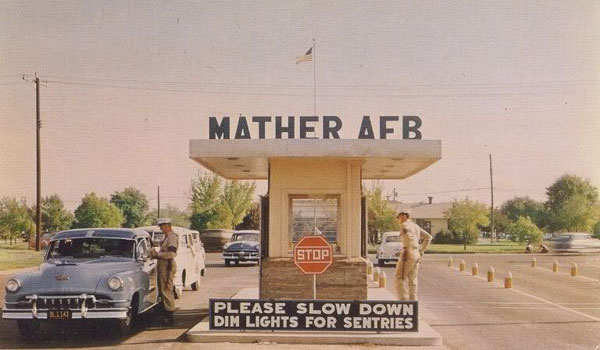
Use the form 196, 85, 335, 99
35, 75, 41, 251
23, 74, 42, 251
489, 154, 495, 243
157, 186, 161, 218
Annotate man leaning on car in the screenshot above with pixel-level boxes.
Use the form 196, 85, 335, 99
150, 218, 179, 326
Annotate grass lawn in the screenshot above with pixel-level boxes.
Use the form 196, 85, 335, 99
0, 241, 44, 271
428, 241, 526, 254
368, 240, 527, 254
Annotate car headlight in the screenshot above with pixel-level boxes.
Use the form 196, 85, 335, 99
223, 243, 231, 250
107, 276, 123, 291
6, 278, 21, 293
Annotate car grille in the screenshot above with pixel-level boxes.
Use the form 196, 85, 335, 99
16, 295, 106, 310
36, 297, 94, 309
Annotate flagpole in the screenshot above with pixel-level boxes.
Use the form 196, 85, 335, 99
313, 38, 316, 116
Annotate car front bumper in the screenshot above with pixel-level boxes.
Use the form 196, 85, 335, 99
377, 253, 400, 261
223, 251, 259, 262
2, 308, 129, 320
2, 294, 130, 320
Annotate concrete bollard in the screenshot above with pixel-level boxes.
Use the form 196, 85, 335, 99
553, 260, 559, 273
459, 259, 466, 272
472, 263, 479, 276
531, 257, 537, 268
374, 267, 380, 282
571, 263, 578, 277
448, 256, 453, 267
367, 261, 373, 276
504, 271, 513, 288
379, 271, 387, 288
487, 266, 495, 282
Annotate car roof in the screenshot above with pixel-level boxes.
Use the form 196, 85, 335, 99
136, 225, 188, 234
233, 230, 259, 234
52, 228, 150, 240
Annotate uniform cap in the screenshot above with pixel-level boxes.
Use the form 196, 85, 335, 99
398, 208, 411, 215
156, 218, 172, 225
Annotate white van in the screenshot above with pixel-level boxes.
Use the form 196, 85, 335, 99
137, 226, 206, 299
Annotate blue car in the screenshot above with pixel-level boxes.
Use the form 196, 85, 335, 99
2, 228, 159, 338
222, 230, 260, 266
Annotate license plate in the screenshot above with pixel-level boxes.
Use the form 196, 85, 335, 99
48, 309, 71, 320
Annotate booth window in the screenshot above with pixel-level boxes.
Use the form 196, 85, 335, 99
289, 195, 340, 253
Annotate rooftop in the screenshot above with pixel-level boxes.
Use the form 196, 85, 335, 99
189, 139, 441, 180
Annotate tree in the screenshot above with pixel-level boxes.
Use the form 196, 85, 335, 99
73, 193, 124, 228
39, 194, 74, 232
447, 199, 489, 244
189, 173, 224, 230
501, 197, 546, 229
236, 202, 260, 230
147, 204, 190, 228
366, 184, 399, 243
110, 187, 150, 228
188, 173, 256, 230
218, 181, 256, 228
482, 209, 511, 235
593, 221, 600, 239
506, 216, 543, 244
0, 198, 34, 244
545, 174, 600, 232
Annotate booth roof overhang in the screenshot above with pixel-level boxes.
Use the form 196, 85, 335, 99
189, 139, 441, 180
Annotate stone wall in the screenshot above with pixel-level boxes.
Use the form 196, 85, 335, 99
260, 257, 368, 300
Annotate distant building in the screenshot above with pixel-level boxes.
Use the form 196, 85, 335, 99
388, 198, 452, 237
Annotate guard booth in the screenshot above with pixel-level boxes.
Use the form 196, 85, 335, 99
190, 138, 441, 300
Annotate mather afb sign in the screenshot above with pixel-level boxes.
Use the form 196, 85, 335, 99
294, 235, 333, 275
208, 115, 423, 139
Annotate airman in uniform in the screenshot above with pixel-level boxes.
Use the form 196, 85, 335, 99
395, 209, 432, 301
150, 218, 178, 326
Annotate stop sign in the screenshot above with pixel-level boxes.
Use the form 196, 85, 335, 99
294, 235, 333, 275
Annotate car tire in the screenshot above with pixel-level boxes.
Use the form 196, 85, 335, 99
115, 299, 137, 337
173, 286, 182, 300
225, 260, 232, 267
234, 260, 240, 266
191, 280, 200, 291
17, 320, 39, 340
378, 259, 386, 267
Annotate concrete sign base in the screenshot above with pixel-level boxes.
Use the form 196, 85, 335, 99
186, 287, 443, 346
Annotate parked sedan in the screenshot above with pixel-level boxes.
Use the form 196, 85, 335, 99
222, 230, 259, 266
2, 228, 159, 339
376, 231, 402, 266
553, 233, 600, 252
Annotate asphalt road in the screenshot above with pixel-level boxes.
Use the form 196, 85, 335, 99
379, 253, 600, 350
1, 253, 600, 349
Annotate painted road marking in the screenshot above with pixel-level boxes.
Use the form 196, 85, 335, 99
451, 267, 600, 322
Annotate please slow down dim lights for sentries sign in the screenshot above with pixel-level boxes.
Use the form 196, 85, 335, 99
208, 115, 424, 139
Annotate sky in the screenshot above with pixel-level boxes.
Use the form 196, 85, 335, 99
0, 1, 599, 211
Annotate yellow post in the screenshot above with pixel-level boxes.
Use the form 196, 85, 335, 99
571, 263, 578, 277
379, 271, 387, 288
531, 257, 536, 268
487, 266, 494, 282
373, 267, 380, 282
553, 260, 559, 273
448, 256, 453, 268
472, 263, 479, 276
367, 261, 373, 276
504, 271, 513, 288
459, 259, 466, 272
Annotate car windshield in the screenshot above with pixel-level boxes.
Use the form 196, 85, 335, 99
47, 238, 134, 260
232, 234, 259, 242
385, 235, 400, 243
